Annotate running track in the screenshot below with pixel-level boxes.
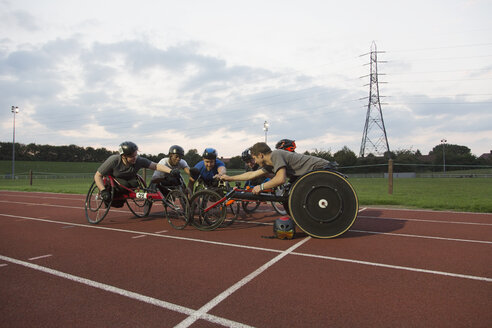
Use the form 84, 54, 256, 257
0, 190, 491, 327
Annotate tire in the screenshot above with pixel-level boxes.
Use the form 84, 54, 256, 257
126, 175, 152, 218
242, 200, 261, 214
189, 189, 226, 231
271, 184, 287, 215
221, 200, 240, 227
85, 181, 112, 224
164, 189, 190, 230
288, 170, 358, 238
126, 196, 151, 218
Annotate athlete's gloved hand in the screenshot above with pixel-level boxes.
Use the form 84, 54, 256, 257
100, 189, 111, 201
170, 168, 181, 177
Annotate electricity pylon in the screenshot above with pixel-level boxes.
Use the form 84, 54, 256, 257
359, 41, 390, 157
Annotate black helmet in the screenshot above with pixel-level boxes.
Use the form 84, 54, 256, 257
118, 141, 138, 156
275, 139, 296, 152
169, 145, 185, 157
273, 216, 296, 240
241, 148, 252, 162
202, 148, 217, 160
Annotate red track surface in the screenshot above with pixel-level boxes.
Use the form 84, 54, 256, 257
1, 190, 491, 327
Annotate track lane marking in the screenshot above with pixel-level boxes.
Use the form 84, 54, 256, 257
350, 229, 492, 244
0, 254, 254, 328
1, 213, 490, 283
358, 215, 492, 226
292, 251, 492, 282
174, 237, 311, 328
28, 254, 53, 261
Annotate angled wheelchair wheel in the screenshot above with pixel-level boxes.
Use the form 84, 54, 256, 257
189, 189, 226, 231
126, 196, 151, 218
85, 181, 113, 224
221, 200, 240, 227
164, 189, 190, 230
271, 184, 288, 215
288, 170, 358, 239
126, 175, 152, 218
242, 200, 261, 213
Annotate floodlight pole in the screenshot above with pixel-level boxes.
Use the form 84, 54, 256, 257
441, 138, 447, 173
263, 121, 269, 143
11, 106, 19, 180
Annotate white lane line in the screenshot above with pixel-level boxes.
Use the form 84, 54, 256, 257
292, 251, 492, 282
349, 230, 492, 244
174, 237, 311, 328
28, 254, 53, 261
0, 263, 8, 267
155, 230, 168, 234
365, 206, 492, 215
2, 213, 491, 282
358, 215, 492, 226
131, 235, 147, 239
0, 254, 254, 328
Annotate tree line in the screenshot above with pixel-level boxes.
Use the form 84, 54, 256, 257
1, 142, 490, 173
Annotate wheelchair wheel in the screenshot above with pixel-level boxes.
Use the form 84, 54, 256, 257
221, 200, 240, 227
126, 175, 152, 218
85, 181, 113, 224
189, 189, 226, 231
288, 170, 358, 239
126, 197, 151, 218
242, 200, 261, 213
164, 189, 190, 230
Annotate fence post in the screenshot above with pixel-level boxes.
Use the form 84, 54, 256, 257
29, 170, 33, 186
388, 159, 393, 194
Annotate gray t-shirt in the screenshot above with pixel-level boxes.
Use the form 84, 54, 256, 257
97, 154, 152, 180
152, 157, 189, 180
262, 150, 331, 179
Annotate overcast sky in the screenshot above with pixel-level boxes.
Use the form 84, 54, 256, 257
1, 0, 491, 158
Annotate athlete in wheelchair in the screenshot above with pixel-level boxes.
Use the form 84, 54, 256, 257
186, 148, 240, 229
149, 145, 191, 198
217, 142, 358, 238
85, 141, 189, 228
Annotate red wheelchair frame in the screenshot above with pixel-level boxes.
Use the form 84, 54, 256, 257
84, 175, 190, 229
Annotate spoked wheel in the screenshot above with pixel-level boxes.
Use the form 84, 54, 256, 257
125, 175, 152, 218
189, 190, 226, 231
242, 200, 261, 213
288, 170, 358, 239
126, 195, 151, 218
164, 189, 190, 230
271, 184, 287, 215
221, 200, 240, 227
85, 181, 113, 224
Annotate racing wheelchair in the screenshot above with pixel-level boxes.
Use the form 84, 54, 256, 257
84, 174, 189, 229
189, 176, 240, 230
188, 170, 359, 238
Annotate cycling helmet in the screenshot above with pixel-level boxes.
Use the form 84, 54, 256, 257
203, 148, 217, 160
118, 141, 138, 156
169, 145, 185, 157
275, 139, 296, 152
273, 216, 296, 240
241, 148, 252, 162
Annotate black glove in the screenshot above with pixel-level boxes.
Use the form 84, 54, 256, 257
170, 168, 181, 177
100, 189, 111, 201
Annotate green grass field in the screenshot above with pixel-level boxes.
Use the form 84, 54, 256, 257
1, 161, 491, 213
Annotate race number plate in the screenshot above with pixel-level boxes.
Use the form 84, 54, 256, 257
135, 191, 147, 199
